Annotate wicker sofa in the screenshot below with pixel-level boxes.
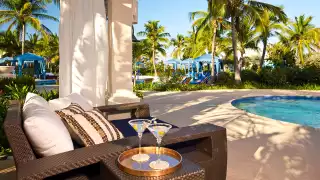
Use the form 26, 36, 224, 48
4, 101, 227, 180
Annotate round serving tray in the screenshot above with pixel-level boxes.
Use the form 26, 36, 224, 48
117, 147, 182, 177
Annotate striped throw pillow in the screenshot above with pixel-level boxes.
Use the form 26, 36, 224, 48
56, 103, 85, 116
56, 103, 86, 145
59, 109, 124, 146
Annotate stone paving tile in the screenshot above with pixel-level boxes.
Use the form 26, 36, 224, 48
2, 90, 320, 180
143, 90, 320, 180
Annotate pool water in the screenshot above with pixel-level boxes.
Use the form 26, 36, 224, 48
35, 79, 57, 85
232, 96, 320, 128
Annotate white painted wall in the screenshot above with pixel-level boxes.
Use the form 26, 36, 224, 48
107, 0, 140, 104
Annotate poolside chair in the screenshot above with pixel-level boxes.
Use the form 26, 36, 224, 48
4, 100, 227, 180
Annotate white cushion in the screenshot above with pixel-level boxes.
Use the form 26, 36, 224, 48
25, 92, 49, 108
48, 93, 93, 111
23, 93, 74, 157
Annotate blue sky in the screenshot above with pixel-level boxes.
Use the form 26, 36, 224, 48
1, 0, 320, 41
134, 0, 320, 39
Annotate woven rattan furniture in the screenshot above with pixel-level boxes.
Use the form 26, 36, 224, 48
101, 155, 205, 180
4, 101, 227, 180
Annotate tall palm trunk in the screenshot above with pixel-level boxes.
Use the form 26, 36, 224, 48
260, 38, 267, 68
152, 44, 158, 77
21, 23, 26, 54
240, 51, 244, 72
210, 20, 217, 84
298, 42, 304, 65
231, 17, 241, 83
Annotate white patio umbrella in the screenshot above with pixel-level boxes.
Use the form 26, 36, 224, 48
59, 0, 108, 106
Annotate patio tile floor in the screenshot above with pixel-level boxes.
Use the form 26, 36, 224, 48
143, 90, 320, 180
1, 89, 320, 180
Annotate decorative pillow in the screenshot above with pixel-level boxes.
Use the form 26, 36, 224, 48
56, 103, 85, 117
59, 109, 124, 146
23, 93, 74, 157
48, 93, 93, 111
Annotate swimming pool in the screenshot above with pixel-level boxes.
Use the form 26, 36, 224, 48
35, 79, 57, 85
232, 96, 320, 128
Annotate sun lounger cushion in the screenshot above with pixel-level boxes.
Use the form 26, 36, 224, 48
57, 106, 124, 146
23, 93, 74, 157
48, 93, 93, 111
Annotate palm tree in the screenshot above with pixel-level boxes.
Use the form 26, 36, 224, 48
224, 0, 285, 83
25, 33, 41, 53
236, 17, 259, 68
0, 0, 58, 54
138, 21, 170, 77
267, 42, 296, 66
38, 34, 59, 62
0, 30, 21, 57
190, 0, 226, 81
256, 9, 287, 68
281, 15, 320, 65
181, 30, 197, 59
219, 17, 259, 70
171, 34, 185, 59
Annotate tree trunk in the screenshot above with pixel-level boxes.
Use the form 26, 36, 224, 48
22, 24, 25, 54
210, 21, 217, 84
152, 44, 158, 77
240, 52, 244, 72
298, 42, 304, 65
231, 17, 241, 83
133, 69, 137, 87
133, 59, 137, 87
260, 38, 267, 68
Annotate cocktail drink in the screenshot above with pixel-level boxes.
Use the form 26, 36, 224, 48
147, 123, 172, 170
129, 119, 151, 162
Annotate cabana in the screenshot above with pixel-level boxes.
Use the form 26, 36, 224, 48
181, 58, 194, 77
194, 54, 223, 75
13, 53, 46, 79
0, 57, 13, 65
163, 59, 181, 71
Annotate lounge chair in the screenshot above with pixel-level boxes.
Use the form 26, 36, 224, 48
4, 101, 227, 180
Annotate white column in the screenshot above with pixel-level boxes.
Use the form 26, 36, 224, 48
59, 0, 108, 107
107, 0, 140, 104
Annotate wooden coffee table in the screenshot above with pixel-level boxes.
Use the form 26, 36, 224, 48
100, 153, 205, 180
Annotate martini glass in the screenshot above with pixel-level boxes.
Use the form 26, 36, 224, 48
147, 123, 172, 170
129, 119, 151, 162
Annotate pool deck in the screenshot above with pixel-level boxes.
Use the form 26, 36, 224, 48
143, 89, 320, 180
1, 89, 320, 180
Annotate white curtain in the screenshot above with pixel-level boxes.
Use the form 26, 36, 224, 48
59, 0, 108, 106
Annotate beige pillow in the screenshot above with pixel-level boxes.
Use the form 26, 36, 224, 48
23, 93, 74, 157
57, 108, 123, 146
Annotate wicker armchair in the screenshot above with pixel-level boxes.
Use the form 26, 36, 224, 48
4, 101, 227, 180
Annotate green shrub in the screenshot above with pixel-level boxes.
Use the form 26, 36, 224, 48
0, 95, 9, 150
259, 68, 288, 86
134, 90, 144, 99
40, 89, 59, 101
0, 76, 35, 94
216, 72, 234, 84
305, 53, 320, 68
241, 69, 260, 82
5, 84, 38, 104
